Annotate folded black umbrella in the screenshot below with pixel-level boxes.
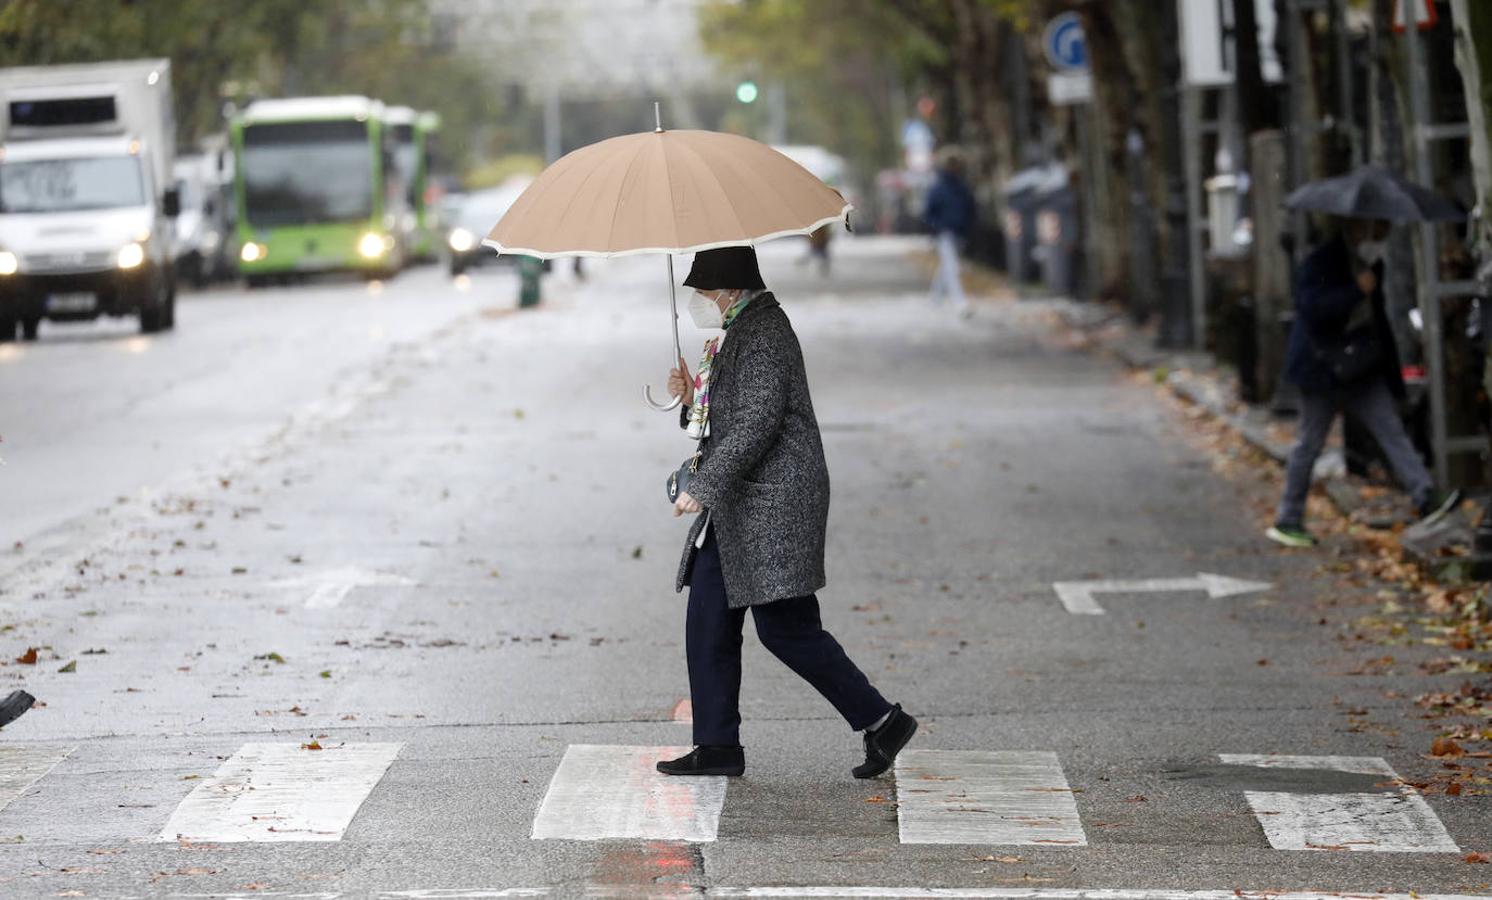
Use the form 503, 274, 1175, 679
1284, 164, 1464, 223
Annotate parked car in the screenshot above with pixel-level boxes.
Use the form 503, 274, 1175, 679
444, 177, 531, 276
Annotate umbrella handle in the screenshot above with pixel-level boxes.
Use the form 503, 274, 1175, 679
644, 385, 683, 411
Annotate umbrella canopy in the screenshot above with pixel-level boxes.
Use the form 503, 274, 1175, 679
1284, 164, 1463, 223
484, 128, 852, 259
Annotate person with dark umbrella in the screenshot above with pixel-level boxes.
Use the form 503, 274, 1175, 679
1267, 216, 1460, 547
659, 246, 917, 779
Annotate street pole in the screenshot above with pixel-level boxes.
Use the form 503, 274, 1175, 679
1181, 81, 1207, 350
1404, 20, 1450, 486
767, 83, 787, 146
544, 83, 562, 164
1157, 0, 1194, 348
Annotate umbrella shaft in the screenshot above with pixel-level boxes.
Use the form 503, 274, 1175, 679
667, 255, 681, 363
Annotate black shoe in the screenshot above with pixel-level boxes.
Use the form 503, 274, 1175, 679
853, 704, 917, 779
1417, 488, 1463, 525
657, 745, 744, 777
0, 690, 35, 729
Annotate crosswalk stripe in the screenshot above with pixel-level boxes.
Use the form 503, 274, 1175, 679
1219, 754, 1460, 853
0, 744, 73, 815
156, 742, 402, 843
530, 745, 726, 842
708, 890, 1491, 899
893, 750, 1086, 846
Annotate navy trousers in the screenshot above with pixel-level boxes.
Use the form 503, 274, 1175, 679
686, 527, 892, 747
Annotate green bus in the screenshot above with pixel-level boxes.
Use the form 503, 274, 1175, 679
385, 106, 443, 262
231, 95, 406, 283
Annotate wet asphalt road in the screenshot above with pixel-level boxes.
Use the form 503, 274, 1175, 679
0, 238, 1488, 898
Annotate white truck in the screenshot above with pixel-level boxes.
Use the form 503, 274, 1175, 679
0, 59, 179, 340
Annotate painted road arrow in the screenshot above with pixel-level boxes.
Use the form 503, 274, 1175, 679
1053, 573, 1273, 615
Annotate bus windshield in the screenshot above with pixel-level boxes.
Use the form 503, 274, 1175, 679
391, 123, 419, 208
242, 120, 373, 227
0, 156, 146, 213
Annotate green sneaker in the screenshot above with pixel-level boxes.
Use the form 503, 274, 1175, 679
1266, 524, 1318, 548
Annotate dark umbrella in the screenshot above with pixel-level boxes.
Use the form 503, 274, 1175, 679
1284, 164, 1464, 223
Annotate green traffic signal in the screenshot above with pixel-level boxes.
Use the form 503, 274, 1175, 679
736, 81, 759, 104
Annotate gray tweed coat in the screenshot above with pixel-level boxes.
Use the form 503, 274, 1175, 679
675, 293, 830, 608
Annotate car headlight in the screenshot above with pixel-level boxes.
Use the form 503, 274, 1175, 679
0, 251, 17, 276
240, 242, 265, 263
358, 232, 389, 259
117, 242, 146, 270
448, 228, 475, 253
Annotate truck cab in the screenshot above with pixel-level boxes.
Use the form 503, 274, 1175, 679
0, 60, 178, 340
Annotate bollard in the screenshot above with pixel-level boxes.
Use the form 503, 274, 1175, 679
518, 255, 542, 308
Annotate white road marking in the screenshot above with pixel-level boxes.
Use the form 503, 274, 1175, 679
1220, 754, 1460, 852
708, 891, 1491, 899
378, 892, 552, 898
894, 750, 1086, 846
272, 566, 416, 609
0, 744, 72, 814
1052, 573, 1272, 615
157, 742, 402, 842
531, 744, 726, 842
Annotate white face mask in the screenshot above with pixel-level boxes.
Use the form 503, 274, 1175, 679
688, 291, 725, 329
1356, 239, 1387, 265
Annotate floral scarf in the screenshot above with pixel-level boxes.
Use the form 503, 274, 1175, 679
686, 290, 759, 439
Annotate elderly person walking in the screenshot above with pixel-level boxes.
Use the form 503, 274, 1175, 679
658, 246, 917, 779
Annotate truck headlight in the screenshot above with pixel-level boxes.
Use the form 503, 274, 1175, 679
358, 232, 389, 259
117, 242, 146, 270
448, 228, 475, 253
240, 242, 266, 263
0, 251, 17, 276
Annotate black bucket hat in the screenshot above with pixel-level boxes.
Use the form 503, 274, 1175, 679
683, 246, 766, 291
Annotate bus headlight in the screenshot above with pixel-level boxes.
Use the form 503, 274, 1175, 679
0, 251, 17, 276
117, 242, 146, 270
358, 232, 389, 259
240, 242, 266, 263
448, 228, 475, 253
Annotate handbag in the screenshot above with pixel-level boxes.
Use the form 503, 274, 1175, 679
1315, 325, 1384, 386
667, 438, 704, 504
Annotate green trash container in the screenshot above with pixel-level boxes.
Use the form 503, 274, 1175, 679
518, 255, 542, 308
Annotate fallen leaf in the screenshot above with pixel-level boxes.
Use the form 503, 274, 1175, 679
254, 652, 286, 664
301, 740, 323, 751
1447, 781, 1463, 796
57, 659, 76, 673
1432, 737, 1465, 758
865, 795, 888, 803
319, 670, 331, 679
1466, 851, 1492, 863
14, 647, 37, 665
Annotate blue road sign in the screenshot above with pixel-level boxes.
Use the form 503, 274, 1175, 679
1043, 12, 1087, 71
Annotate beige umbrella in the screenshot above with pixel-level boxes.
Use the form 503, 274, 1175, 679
485, 106, 852, 410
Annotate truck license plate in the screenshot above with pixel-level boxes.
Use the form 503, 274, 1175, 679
46, 292, 96, 313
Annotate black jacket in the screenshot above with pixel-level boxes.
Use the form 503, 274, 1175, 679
1283, 236, 1404, 397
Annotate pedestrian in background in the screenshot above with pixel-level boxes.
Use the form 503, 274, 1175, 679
1267, 217, 1460, 547
923, 146, 976, 318
660, 246, 917, 779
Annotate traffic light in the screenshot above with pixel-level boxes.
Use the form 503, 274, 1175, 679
735, 81, 759, 104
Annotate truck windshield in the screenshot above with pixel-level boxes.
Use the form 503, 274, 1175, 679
242, 120, 373, 227
0, 156, 146, 213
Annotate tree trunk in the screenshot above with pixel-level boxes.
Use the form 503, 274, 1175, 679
1077, 1, 1136, 302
